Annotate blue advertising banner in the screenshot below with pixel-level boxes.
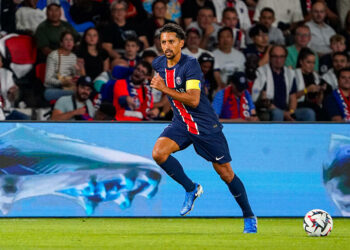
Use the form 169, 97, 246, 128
0, 122, 348, 217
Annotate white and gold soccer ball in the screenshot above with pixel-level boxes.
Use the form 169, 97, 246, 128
303, 209, 333, 237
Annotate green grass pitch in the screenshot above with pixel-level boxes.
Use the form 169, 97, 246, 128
0, 218, 349, 249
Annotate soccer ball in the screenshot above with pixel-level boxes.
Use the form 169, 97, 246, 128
303, 209, 333, 237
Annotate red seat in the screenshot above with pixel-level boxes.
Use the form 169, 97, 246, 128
5, 35, 37, 65
35, 63, 46, 84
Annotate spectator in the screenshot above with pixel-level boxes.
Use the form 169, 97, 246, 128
35, 0, 78, 60
306, 1, 336, 56
340, 10, 350, 52
182, 27, 212, 59
102, 0, 148, 59
246, 7, 285, 45
319, 34, 347, 74
181, 0, 216, 29
337, 0, 350, 29
113, 37, 141, 68
0, 54, 30, 120
113, 61, 159, 121
212, 0, 251, 32
94, 102, 116, 120
252, 45, 316, 121
198, 52, 217, 101
213, 27, 246, 89
141, 50, 158, 65
51, 76, 95, 121
221, 7, 246, 50
16, 0, 46, 35
295, 47, 325, 121
321, 52, 349, 91
187, 6, 221, 51
323, 67, 350, 121
212, 71, 258, 122
44, 31, 83, 102
144, 0, 175, 46
76, 27, 110, 81
285, 25, 319, 71
143, 28, 164, 56
243, 24, 271, 67
0, 0, 17, 35
253, 0, 303, 29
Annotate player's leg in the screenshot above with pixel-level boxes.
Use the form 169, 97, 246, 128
212, 162, 257, 233
152, 136, 196, 193
212, 162, 254, 218
152, 124, 203, 216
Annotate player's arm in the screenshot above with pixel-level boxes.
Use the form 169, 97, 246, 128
150, 74, 200, 108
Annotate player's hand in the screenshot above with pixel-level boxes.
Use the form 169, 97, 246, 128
150, 73, 166, 92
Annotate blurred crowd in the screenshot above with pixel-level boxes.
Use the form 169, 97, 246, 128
0, 0, 350, 122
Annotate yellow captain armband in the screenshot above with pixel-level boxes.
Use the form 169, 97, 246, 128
186, 80, 201, 91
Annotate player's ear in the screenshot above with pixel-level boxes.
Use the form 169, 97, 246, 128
180, 39, 185, 49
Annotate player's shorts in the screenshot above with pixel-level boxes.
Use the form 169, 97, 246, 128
159, 122, 232, 164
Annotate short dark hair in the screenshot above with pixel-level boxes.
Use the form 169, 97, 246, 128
296, 47, 315, 68
60, 30, 75, 42
332, 51, 349, 62
269, 45, 288, 58
142, 50, 158, 59
159, 23, 185, 40
222, 7, 237, 17
152, 0, 167, 11
217, 26, 233, 40
125, 37, 140, 47
260, 7, 275, 16
336, 67, 350, 80
137, 60, 153, 76
249, 24, 268, 38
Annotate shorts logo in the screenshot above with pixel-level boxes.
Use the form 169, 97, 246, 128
215, 156, 224, 161
176, 77, 182, 86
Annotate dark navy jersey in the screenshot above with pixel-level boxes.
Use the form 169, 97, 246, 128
152, 53, 222, 134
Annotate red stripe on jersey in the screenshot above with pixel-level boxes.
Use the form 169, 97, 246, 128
165, 69, 199, 135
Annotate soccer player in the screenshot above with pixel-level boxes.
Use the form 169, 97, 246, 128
150, 23, 257, 233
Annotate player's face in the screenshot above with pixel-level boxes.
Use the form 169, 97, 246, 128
160, 32, 184, 60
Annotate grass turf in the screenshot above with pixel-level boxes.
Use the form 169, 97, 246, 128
0, 218, 348, 249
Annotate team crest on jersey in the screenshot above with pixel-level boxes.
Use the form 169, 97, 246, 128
176, 77, 182, 86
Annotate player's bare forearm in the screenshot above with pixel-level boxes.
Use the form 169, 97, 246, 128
151, 73, 200, 108
162, 87, 200, 108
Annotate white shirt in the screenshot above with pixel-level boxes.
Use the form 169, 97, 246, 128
182, 47, 212, 59
213, 48, 246, 84
212, 0, 252, 31
16, 7, 46, 34
306, 20, 336, 55
253, 0, 303, 27
321, 68, 338, 90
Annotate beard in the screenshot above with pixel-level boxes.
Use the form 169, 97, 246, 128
165, 50, 175, 59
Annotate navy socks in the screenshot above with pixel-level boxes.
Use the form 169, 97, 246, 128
159, 155, 195, 192
227, 175, 254, 218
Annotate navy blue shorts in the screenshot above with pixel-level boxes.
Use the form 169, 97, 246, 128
159, 123, 232, 164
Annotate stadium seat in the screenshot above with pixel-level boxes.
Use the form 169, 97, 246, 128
35, 63, 46, 84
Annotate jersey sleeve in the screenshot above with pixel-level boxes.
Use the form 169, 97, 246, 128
185, 58, 202, 91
